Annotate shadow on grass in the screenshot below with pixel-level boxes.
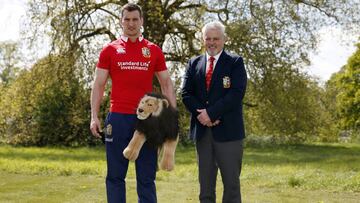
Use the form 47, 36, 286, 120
0, 144, 195, 164
1, 143, 360, 170
0, 145, 105, 162
244, 143, 360, 168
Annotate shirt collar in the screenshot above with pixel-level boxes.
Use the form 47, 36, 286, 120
120, 35, 144, 42
206, 50, 223, 62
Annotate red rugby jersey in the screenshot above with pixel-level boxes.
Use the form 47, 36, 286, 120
96, 36, 167, 114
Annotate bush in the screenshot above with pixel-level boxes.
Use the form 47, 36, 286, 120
0, 54, 95, 146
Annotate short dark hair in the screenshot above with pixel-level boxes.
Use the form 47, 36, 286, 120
121, 3, 143, 18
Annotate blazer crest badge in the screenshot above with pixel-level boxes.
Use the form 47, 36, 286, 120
223, 76, 231, 88
142, 47, 151, 58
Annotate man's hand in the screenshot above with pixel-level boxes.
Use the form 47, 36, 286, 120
196, 109, 221, 127
90, 117, 102, 138
196, 109, 212, 126
205, 119, 221, 127
212, 120, 220, 126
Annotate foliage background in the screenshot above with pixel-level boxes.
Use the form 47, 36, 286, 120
0, 0, 359, 146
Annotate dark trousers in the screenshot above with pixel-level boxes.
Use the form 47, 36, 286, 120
105, 112, 157, 203
196, 128, 243, 203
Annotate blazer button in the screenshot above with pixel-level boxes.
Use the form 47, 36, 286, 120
206, 101, 209, 104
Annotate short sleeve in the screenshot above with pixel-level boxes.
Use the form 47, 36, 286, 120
154, 46, 167, 72
96, 45, 111, 70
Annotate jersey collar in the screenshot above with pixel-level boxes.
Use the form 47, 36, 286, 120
121, 35, 144, 42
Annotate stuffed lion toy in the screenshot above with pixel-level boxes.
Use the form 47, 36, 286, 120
123, 93, 179, 171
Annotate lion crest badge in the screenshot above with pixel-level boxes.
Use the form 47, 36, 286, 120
142, 47, 151, 58
223, 76, 231, 88
105, 124, 112, 135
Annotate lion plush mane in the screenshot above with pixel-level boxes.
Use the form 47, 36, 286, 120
135, 93, 179, 148
123, 93, 179, 171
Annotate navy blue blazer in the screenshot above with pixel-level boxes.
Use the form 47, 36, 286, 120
181, 51, 247, 142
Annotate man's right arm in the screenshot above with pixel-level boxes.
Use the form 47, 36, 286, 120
181, 59, 204, 114
90, 68, 109, 137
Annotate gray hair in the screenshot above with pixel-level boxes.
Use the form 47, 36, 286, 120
201, 21, 226, 38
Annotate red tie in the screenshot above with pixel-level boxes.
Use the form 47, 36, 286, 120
206, 56, 215, 91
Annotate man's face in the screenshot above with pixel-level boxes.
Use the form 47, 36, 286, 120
121, 10, 143, 37
203, 28, 225, 56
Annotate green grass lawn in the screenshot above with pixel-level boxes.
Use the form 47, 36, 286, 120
0, 143, 359, 202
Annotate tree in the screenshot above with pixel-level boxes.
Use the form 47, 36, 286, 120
21, 0, 208, 144
243, 67, 325, 139
336, 43, 360, 132
0, 41, 21, 85
315, 71, 342, 142
0, 54, 92, 146
3, 0, 358, 145
213, 0, 360, 139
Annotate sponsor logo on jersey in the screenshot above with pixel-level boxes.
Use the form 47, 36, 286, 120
118, 61, 150, 71
117, 48, 126, 54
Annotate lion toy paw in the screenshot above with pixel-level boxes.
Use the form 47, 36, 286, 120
159, 138, 178, 171
123, 132, 146, 161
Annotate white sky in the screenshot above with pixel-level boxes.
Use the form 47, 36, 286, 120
0, 0, 26, 41
308, 27, 357, 81
0, 0, 357, 82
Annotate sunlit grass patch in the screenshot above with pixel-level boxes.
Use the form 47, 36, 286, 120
0, 145, 106, 176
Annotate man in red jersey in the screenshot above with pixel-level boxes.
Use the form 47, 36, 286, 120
90, 3, 176, 203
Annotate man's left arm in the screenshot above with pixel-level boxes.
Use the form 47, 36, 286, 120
206, 56, 247, 121
156, 70, 177, 108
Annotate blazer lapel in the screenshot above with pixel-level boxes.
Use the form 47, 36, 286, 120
198, 55, 207, 92
209, 51, 228, 91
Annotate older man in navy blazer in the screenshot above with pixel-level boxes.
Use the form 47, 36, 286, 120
181, 21, 247, 203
